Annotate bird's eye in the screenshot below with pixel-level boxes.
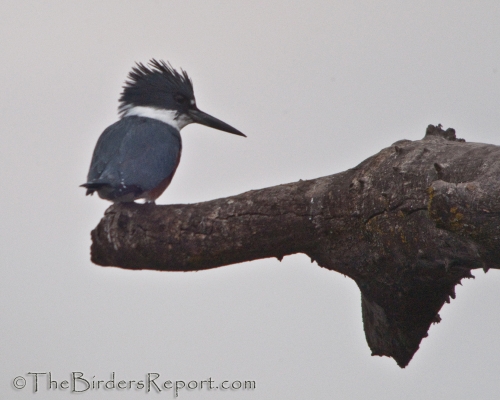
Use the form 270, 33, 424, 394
174, 94, 186, 105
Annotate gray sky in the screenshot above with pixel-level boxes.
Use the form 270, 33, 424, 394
2, 1, 500, 399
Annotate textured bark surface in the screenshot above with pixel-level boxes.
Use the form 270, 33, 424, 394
90, 125, 500, 367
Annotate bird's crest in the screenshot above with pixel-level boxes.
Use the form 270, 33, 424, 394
119, 59, 194, 115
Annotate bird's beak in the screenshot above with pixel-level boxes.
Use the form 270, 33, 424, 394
188, 108, 246, 137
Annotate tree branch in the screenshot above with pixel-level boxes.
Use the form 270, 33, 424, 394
90, 125, 500, 368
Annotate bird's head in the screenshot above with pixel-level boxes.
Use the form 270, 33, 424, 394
119, 59, 245, 136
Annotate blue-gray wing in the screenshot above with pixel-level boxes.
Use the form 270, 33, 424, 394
86, 116, 181, 200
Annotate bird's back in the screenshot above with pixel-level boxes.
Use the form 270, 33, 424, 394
84, 116, 182, 202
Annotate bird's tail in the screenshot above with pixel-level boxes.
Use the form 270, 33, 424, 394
80, 182, 110, 196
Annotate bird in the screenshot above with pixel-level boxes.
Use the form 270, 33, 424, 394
81, 59, 245, 203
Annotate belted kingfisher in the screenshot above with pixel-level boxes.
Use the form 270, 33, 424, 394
81, 59, 245, 203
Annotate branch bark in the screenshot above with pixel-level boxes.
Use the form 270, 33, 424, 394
90, 125, 500, 368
